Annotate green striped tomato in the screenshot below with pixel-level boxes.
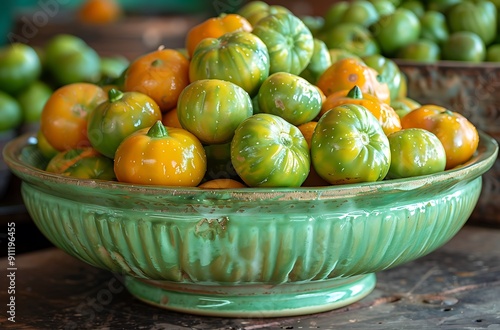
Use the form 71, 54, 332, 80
177, 79, 253, 145
387, 128, 446, 179
189, 31, 270, 97
311, 104, 391, 184
230, 113, 310, 187
257, 72, 322, 126
252, 12, 314, 75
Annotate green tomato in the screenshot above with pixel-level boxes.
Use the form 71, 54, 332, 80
387, 128, 446, 179
16, 80, 52, 123
328, 48, 362, 63
36, 129, 58, 160
362, 54, 403, 101
398, 0, 425, 18
370, 8, 421, 57
48, 46, 101, 86
419, 10, 449, 45
339, 0, 380, 28
426, 0, 462, 13
322, 1, 350, 31
486, 44, 500, 61
252, 12, 314, 75
230, 113, 310, 187
441, 31, 486, 62
46, 147, 116, 180
99, 55, 129, 85
369, 0, 396, 16
0, 91, 22, 132
300, 15, 325, 37
0, 43, 41, 95
189, 31, 270, 97
447, 0, 497, 46
311, 104, 391, 185
258, 72, 322, 126
299, 38, 332, 84
236, 1, 291, 26
396, 39, 441, 63
177, 79, 253, 145
44, 34, 88, 60
87, 89, 163, 159
318, 23, 380, 58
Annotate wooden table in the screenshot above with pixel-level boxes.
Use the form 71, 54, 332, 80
1, 223, 499, 329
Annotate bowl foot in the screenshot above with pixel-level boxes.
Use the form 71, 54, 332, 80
124, 273, 376, 318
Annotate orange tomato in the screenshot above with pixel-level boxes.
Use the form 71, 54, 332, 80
161, 108, 182, 128
401, 105, 479, 169
316, 57, 391, 104
297, 121, 318, 148
77, 0, 122, 24
40, 83, 107, 151
185, 13, 252, 58
124, 48, 189, 113
321, 85, 401, 136
198, 178, 246, 189
114, 121, 206, 186
297, 121, 329, 187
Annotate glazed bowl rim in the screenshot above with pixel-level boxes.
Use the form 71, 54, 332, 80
3, 131, 498, 202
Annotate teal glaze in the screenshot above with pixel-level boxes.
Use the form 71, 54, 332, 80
124, 274, 376, 317
2, 132, 498, 317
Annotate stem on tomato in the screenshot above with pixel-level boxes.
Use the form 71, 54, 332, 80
347, 85, 363, 99
147, 120, 168, 138
151, 59, 163, 67
108, 88, 124, 103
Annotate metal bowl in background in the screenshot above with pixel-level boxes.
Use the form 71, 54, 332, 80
395, 59, 500, 226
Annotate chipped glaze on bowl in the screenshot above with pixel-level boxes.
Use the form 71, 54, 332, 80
3, 132, 498, 317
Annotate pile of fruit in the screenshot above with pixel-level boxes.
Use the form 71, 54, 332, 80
20, 1, 481, 189
311, 0, 500, 63
0, 34, 128, 134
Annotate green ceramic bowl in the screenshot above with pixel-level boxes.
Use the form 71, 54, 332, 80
3, 132, 498, 318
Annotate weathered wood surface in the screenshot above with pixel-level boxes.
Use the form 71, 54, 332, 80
1, 225, 499, 330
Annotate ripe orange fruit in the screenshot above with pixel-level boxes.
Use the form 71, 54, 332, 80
77, 0, 122, 24
124, 48, 190, 113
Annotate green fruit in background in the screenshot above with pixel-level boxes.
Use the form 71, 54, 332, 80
369, 0, 396, 17
99, 55, 130, 85
0, 43, 41, 95
486, 44, 500, 61
419, 10, 449, 45
370, 8, 421, 57
328, 48, 362, 63
362, 54, 403, 101
300, 38, 332, 84
441, 31, 486, 62
447, 0, 497, 46
322, 1, 350, 31
49, 47, 101, 86
339, 0, 379, 28
44, 34, 88, 61
319, 23, 379, 57
426, 0, 462, 13
399, 0, 425, 18
0, 90, 23, 132
16, 80, 53, 123
300, 15, 325, 36
396, 39, 441, 63
44, 34, 101, 86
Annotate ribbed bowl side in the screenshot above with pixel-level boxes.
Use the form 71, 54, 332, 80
22, 176, 481, 285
